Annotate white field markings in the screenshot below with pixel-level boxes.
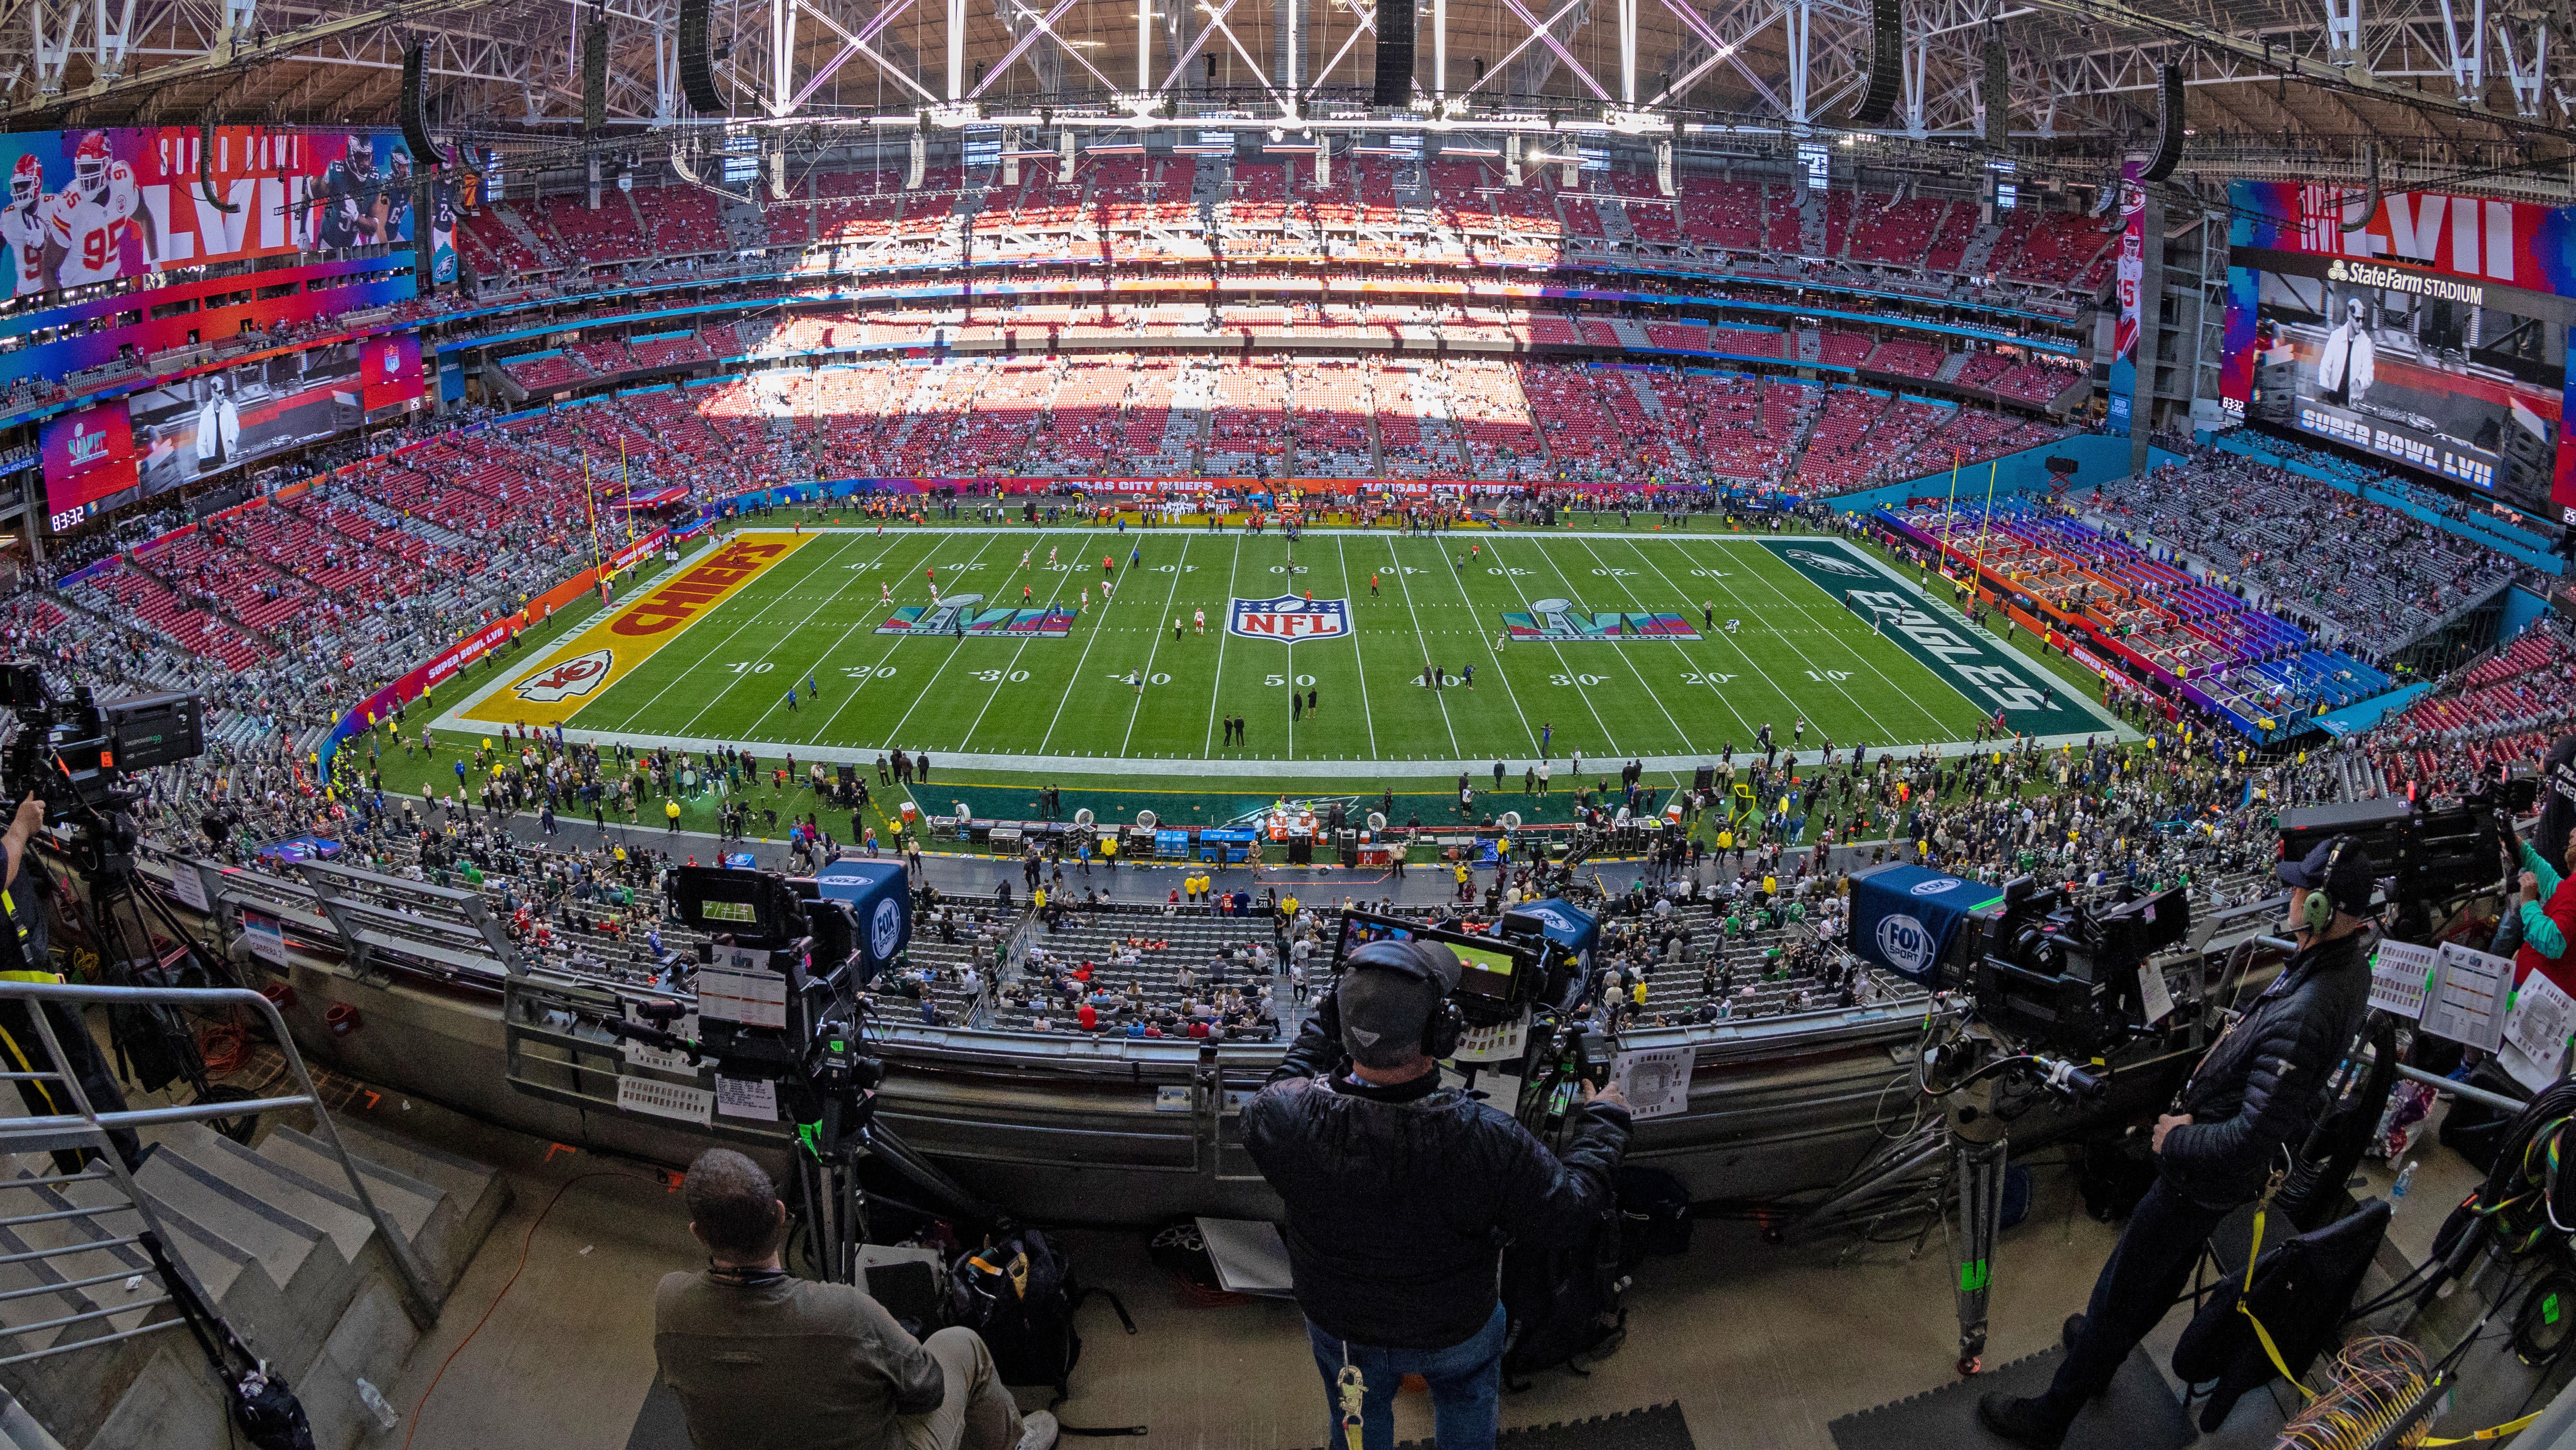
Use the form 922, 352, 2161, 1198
769, 530, 1022, 750
1564, 532, 1759, 743
1424, 533, 1539, 758
790, 531, 1009, 746
1329, 536, 1381, 761
1035, 540, 1136, 756
955, 530, 1081, 752
869, 531, 1024, 746
1715, 539, 1965, 743
1201, 535, 1249, 757
1118, 533, 1199, 755
1476, 536, 1626, 759
1657, 535, 1909, 746
1524, 534, 1698, 754
1379, 535, 1463, 758
588, 531, 882, 740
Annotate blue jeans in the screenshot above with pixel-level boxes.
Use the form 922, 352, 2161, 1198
1305, 1303, 1506, 1450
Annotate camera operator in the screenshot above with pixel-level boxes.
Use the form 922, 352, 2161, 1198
1978, 839, 2377, 1448
2497, 809, 2576, 995
1241, 938, 1631, 1450
0, 796, 142, 1175
653, 1149, 1057, 1450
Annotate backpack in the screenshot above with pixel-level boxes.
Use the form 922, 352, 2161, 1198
1499, 1199, 1629, 1387
948, 1230, 1135, 1407
1613, 1167, 1693, 1268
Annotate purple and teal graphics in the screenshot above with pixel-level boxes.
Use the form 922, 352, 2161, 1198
1501, 598, 1700, 641
876, 595, 1077, 637
1228, 593, 1352, 642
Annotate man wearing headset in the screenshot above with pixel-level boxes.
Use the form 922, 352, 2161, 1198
1241, 936, 1632, 1450
1980, 838, 2378, 1448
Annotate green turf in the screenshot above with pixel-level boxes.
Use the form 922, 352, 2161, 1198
445, 524, 2117, 769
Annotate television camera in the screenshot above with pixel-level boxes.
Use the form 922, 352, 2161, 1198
0, 662, 204, 879
1811, 865, 2199, 1372
604, 861, 991, 1284
2279, 788, 2520, 937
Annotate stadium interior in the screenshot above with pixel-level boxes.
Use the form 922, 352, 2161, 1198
2, 0, 2576, 1445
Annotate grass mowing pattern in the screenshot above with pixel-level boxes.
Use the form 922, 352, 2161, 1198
455, 525, 2044, 767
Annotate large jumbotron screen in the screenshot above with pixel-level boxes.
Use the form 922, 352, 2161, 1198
2220, 180, 2576, 522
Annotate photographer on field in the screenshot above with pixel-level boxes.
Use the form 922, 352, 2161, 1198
1241, 937, 1631, 1450
1979, 838, 2377, 1449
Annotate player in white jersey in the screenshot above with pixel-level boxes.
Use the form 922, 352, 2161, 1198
41, 132, 149, 288
2, 155, 47, 296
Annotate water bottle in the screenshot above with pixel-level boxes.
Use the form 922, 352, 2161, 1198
2390, 1160, 2418, 1211
356, 1378, 399, 1431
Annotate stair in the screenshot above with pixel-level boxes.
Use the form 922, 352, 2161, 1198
0, 1102, 508, 1450
1608, 317, 1653, 351
492, 203, 561, 270
1795, 328, 1823, 365
1935, 352, 1971, 384
1797, 192, 1827, 258
1955, 220, 2007, 273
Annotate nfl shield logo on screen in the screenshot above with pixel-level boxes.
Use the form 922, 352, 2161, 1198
1228, 594, 1351, 642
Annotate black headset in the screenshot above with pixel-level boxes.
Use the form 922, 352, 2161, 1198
2300, 834, 2357, 935
1336, 938, 1466, 1061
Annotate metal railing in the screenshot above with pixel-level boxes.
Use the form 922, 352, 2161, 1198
0, 979, 444, 1367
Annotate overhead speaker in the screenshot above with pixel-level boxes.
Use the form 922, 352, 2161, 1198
1847, 0, 1900, 126
1373, 0, 1416, 106
1982, 29, 2008, 150
677, 0, 727, 114
2140, 61, 2183, 181
582, 6, 608, 135
197, 114, 238, 212
400, 43, 445, 169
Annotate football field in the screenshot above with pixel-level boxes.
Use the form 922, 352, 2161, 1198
441, 525, 2122, 774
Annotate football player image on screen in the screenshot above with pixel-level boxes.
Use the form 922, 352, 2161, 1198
2, 154, 47, 297
41, 132, 152, 288
428, 170, 460, 286
316, 136, 388, 250
377, 147, 415, 246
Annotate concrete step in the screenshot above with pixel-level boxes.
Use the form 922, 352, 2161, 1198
253, 1126, 463, 1291
319, 1120, 510, 1290
0, 1384, 67, 1450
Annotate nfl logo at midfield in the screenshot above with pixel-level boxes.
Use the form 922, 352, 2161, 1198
1229, 594, 1351, 642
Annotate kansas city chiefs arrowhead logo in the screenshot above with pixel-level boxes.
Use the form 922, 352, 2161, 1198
512, 649, 613, 703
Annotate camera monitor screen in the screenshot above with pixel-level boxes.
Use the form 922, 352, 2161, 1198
1329, 912, 1541, 1006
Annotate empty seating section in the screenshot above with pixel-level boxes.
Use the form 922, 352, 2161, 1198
2380, 621, 2574, 781
1995, 212, 2113, 288
636, 187, 724, 256
1846, 197, 1949, 265
531, 195, 652, 267
1865, 337, 1948, 381
2088, 454, 2522, 659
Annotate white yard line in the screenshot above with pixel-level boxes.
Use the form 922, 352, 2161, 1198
1569, 532, 1758, 742
598, 532, 881, 740
872, 532, 1022, 745
1331, 535, 1381, 760
955, 529, 1080, 750
1380, 535, 1463, 758
1666, 535, 1910, 746
1118, 534, 1197, 755
1201, 535, 1248, 756
1479, 537, 1626, 758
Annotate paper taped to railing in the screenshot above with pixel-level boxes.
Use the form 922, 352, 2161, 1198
2419, 943, 2513, 1053
2503, 970, 2576, 1089
2368, 941, 2437, 1020
1611, 1046, 1692, 1120
618, 1074, 714, 1126
715, 1076, 778, 1122
697, 966, 788, 1027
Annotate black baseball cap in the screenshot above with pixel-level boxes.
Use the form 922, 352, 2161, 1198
1337, 939, 1460, 1069
2279, 839, 2377, 918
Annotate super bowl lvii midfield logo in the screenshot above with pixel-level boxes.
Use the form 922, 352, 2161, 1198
1228, 593, 1351, 641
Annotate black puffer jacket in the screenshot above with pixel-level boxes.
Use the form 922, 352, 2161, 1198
2161, 929, 2371, 1210
1242, 1008, 1630, 1349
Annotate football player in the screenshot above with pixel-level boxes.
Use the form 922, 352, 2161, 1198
41, 131, 151, 288
2, 154, 48, 296
316, 134, 382, 250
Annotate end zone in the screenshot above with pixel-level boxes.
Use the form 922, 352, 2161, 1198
456, 530, 820, 728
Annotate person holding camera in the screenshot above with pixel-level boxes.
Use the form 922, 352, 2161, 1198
1241, 938, 1631, 1450
0, 796, 142, 1176
653, 1148, 1057, 1450
1979, 838, 2377, 1448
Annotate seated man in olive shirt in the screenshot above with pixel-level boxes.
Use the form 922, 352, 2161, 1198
654, 1149, 1055, 1450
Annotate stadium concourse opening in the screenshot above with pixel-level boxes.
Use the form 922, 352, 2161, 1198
10, 34, 2576, 1450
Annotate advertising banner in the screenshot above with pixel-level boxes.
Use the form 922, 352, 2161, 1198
360, 333, 425, 411
1847, 864, 2003, 984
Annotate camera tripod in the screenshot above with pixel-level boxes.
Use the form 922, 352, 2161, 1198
64, 832, 260, 1141
1781, 1022, 2103, 1375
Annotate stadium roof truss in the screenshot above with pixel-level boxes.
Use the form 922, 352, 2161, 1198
6, 0, 2576, 193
